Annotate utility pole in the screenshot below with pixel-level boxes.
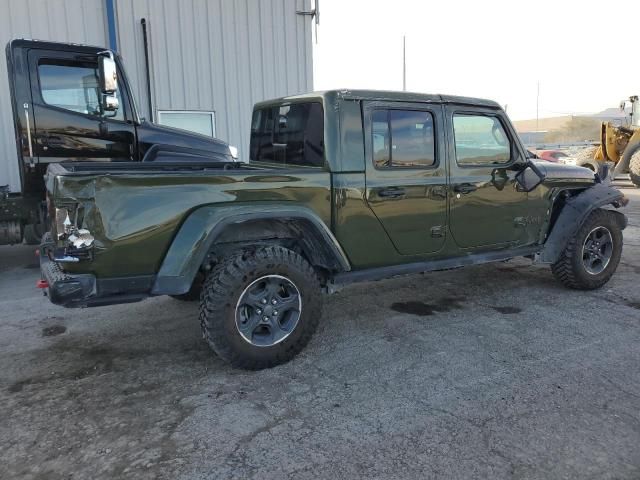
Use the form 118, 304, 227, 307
402, 35, 406, 91
536, 81, 540, 131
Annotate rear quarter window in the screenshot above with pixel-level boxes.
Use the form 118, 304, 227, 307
250, 102, 324, 168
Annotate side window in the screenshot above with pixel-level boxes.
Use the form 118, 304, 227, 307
453, 114, 510, 166
249, 102, 324, 168
371, 110, 390, 167
371, 109, 436, 168
38, 62, 124, 121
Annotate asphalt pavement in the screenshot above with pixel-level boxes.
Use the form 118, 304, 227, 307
1, 181, 639, 479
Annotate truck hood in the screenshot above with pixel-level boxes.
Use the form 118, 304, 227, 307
137, 120, 233, 160
536, 161, 596, 187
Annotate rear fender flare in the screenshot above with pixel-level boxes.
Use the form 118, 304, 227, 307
540, 183, 627, 263
151, 205, 350, 295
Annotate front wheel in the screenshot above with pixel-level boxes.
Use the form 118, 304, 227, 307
199, 245, 322, 369
551, 209, 623, 290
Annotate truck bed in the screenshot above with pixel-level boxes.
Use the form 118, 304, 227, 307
45, 161, 333, 278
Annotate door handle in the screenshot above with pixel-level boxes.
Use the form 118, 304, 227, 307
453, 183, 478, 194
378, 187, 406, 198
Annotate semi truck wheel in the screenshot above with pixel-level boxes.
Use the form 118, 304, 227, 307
551, 209, 623, 290
199, 245, 322, 369
628, 149, 640, 187
23, 223, 44, 245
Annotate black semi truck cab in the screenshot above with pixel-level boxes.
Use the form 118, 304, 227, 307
1, 39, 234, 245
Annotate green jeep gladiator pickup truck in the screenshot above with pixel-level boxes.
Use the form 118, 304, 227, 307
40, 89, 628, 369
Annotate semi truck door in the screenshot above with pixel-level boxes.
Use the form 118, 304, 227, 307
446, 106, 530, 249
363, 102, 448, 256
26, 48, 136, 162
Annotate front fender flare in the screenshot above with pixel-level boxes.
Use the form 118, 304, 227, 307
540, 183, 628, 263
151, 205, 350, 295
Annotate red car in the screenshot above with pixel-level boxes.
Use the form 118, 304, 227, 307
537, 150, 569, 163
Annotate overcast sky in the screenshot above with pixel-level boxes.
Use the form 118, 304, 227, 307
313, 0, 640, 121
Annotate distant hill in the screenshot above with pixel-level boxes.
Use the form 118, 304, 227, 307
512, 116, 570, 133
513, 107, 632, 134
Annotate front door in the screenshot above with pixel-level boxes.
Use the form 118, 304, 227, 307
27, 48, 136, 163
446, 106, 531, 249
364, 102, 448, 256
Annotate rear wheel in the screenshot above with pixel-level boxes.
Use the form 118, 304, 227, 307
199, 245, 322, 369
551, 209, 623, 290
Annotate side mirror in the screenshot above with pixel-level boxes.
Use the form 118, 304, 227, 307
98, 51, 119, 114
103, 94, 119, 113
515, 161, 546, 192
98, 52, 118, 93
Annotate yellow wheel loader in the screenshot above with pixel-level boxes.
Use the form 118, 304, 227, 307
575, 96, 640, 187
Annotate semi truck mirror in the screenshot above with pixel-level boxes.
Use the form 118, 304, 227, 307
103, 94, 119, 114
98, 52, 118, 93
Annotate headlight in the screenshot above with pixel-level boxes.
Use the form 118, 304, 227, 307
229, 145, 239, 160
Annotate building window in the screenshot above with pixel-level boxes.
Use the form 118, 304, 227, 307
249, 102, 324, 168
371, 109, 436, 168
453, 114, 511, 166
157, 111, 216, 137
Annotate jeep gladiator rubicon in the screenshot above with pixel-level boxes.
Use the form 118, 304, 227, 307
40, 90, 628, 369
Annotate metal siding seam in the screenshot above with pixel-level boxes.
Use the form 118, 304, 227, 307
160, 0, 173, 109
257, 0, 265, 100
192, 0, 202, 108
80, 0, 89, 48
176, 0, 187, 108
281, 0, 289, 94
204, 0, 222, 138
270, 0, 278, 98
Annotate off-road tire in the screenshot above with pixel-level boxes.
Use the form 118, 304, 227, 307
551, 209, 623, 290
199, 245, 322, 369
628, 149, 640, 187
574, 146, 599, 172
170, 272, 204, 301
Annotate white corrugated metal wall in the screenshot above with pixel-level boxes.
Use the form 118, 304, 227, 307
0, 0, 107, 192
115, 0, 313, 160
0, 0, 312, 192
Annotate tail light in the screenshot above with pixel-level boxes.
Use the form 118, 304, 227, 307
54, 205, 94, 249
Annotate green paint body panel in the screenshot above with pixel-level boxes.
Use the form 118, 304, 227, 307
44, 90, 625, 302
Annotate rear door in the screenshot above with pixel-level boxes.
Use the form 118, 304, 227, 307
27, 48, 136, 162
446, 106, 531, 249
363, 101, 447, 256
